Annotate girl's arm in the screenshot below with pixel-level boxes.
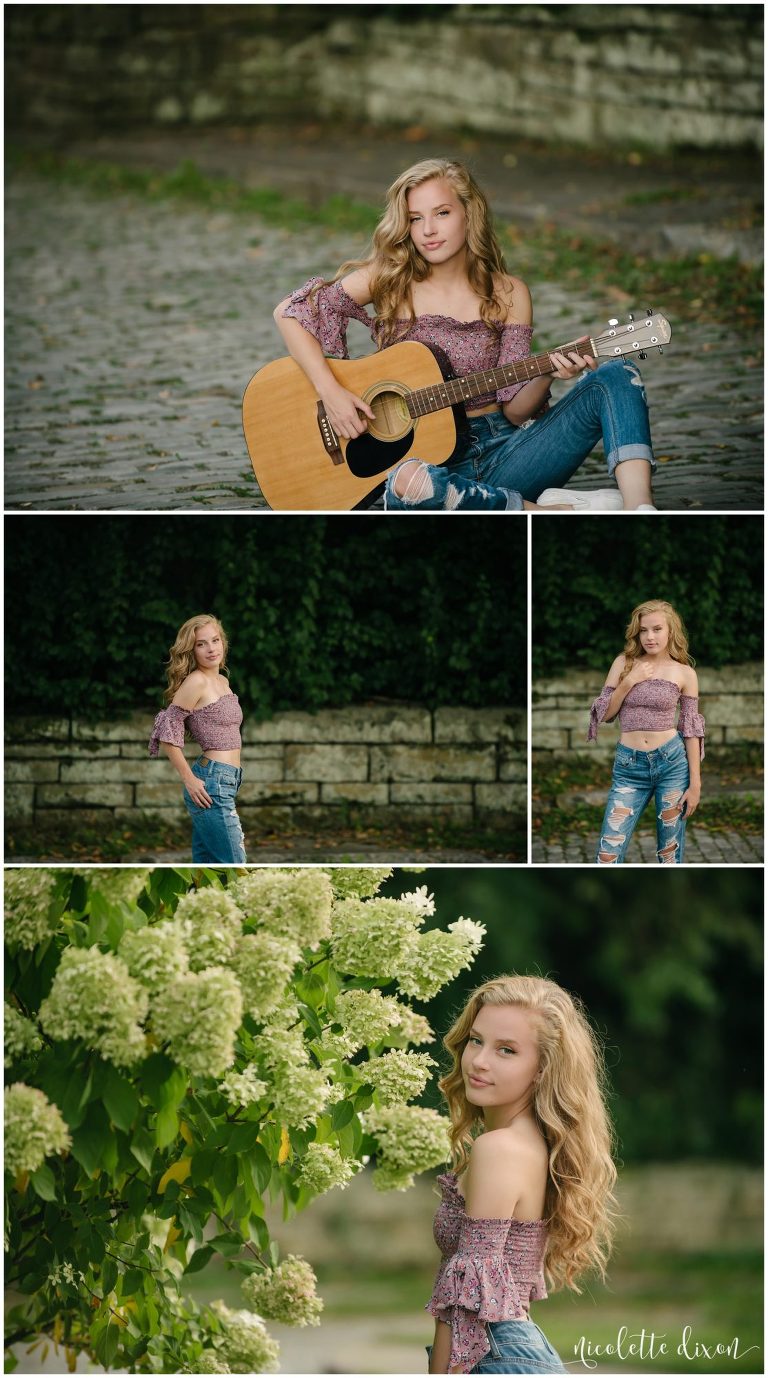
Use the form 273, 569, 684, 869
273, 268, 375, 440
679, 667, 702, 817
429, 1320, 453, 1374
498, 279, 596, 426
160, 674, 212, 808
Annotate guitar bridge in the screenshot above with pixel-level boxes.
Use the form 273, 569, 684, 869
316, 402, 344, 465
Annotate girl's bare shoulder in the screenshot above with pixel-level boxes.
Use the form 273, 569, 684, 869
338, 266, 374, 306
680, 663, 699, 694
171, 670, 207, 710
493, 273, 532, 326
606, 652, 628, 682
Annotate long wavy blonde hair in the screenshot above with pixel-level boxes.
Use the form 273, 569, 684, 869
440, 974, 618, 1292
163, 615, 228, 703
323, 158, 510, 345
618, 600, 693, 683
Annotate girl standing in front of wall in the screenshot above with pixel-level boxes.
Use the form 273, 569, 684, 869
588, 599, 705, 864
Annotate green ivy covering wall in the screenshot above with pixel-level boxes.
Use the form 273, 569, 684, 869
533, 516, 763, 679
6, 517, 526, 720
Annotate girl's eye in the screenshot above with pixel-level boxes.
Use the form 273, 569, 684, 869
468, 1035, 481, 1045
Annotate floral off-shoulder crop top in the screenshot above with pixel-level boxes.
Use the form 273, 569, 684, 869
148, 694, 243, 757
282, 276, 548, 413
426, 1172, 549, 1373
588, 678, 706, 759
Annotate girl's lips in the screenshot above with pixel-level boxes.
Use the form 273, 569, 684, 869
468, 1075, 492, 1087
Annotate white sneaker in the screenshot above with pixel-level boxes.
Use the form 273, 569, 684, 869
537, 488, 624, 511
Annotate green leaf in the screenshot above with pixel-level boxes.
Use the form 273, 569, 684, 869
184, 1243, 214, 1274
224, 1122, 261, 1154
154, 1101, 179, 1149
70, 1102, 110, 1177
121, 1268, 145, 1297
190, 1149, 217, 1185
29, 1163, 56, 1201
100, 1257, 118, 1296
95, 1319, 120, 1368
129, 1126, 155, 1173
331, 1099, 355, 1131
248, 1143, 272, 1194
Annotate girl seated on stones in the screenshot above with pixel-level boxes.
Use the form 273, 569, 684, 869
274, 157, 657, 512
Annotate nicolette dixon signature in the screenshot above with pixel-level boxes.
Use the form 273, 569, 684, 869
574, 1325, 760, 1369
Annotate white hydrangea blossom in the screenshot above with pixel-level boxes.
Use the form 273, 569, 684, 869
330, 897, 424, 978
229, 869, 333, 949
4, 1083, 71, 1176
315, 1029, 357, 1061
152, 967, 243, 1077
260, 998, 302, 1030
398, 885, 437, 918
210, 1302, 280, 1374
333, 988, 403, 1050
387, 1004, 436, 1045
118, 921, 189, 996
270, 1065, 332, 1130
38, 946, 148, 1067
241, 1254, 323, 1327
74, 868, 151, 907
230, 932, 301, 1020
296, 1142, 361, 1196
394, 918, 487, 1001
4, 870, 60, 949
195, 1352, 231, 1374
218, 1065, 268, 1108
364, 1050, 437, 1106
4, 1002, 42, 1066
325, 867, 392, 899
366, 1104, 451, 1191
252, 1026, 308, 1071
174, 890, 243, 971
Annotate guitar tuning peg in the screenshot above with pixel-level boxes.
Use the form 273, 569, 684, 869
638, 351, 647, 360
644, 307, 653, 316
627, 312, 635, 322
658, 346, 663, 354
608, 317, 619, 327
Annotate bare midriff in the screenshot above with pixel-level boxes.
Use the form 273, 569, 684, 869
466, 403, 502, 417
619, 728, 678, 750
199, 749, 241, 766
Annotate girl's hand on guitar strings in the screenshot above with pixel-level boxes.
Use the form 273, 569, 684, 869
319, 380, 376, 439
548, 336, 597, 381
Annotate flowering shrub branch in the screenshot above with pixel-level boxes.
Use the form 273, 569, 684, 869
4, 866, 484, 1373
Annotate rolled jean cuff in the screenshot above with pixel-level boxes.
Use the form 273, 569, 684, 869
607, 443, 657, 476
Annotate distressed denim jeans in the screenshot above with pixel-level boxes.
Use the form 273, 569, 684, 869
384, 357, 655, 510
183, 759, 246, 864
427, 1320, 567, 1375
596, 735, 690, 865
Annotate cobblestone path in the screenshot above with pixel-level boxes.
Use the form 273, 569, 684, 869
531, 827, 763, 864
6, 176, 763, 511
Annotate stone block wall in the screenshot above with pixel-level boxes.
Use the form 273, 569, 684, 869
532, 662, 763, 756
5, 703, 526, 831
6, 5, 762, 151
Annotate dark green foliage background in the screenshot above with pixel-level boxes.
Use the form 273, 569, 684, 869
387, 867, 764, 1165
532, 517, 763, 678
5, 517, 525, 719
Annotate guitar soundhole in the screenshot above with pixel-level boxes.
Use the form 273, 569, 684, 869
368, 388, 412, 441
345, 429, 415, 479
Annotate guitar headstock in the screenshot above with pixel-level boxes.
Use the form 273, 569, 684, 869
593, 310, 671, 361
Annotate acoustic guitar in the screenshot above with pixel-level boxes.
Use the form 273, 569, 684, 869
242, 310, 671, 510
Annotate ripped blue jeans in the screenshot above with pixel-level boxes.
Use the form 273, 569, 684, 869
384, 357, 655, 510
596, 735, 690, 865
183, 758, 246, 863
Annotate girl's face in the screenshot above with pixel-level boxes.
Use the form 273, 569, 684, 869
461, 1003, 540, 1114
193, 622, 223, 671
407, 177, 468, 266
639, 612, 670, 657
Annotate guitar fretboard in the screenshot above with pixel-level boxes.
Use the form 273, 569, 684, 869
406, 341, 596, 417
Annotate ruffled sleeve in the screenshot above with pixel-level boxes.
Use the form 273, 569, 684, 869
495, 323, 550, 413
427, 1217, 531, 1373
280, 276, 374, 359
587, 684, 616, 742
678, 695, 706, 760
148, 704, 189, 757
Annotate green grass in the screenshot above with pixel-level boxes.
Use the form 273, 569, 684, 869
7, 147, 763, 333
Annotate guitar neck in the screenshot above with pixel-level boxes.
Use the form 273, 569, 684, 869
406, 339, 596, 417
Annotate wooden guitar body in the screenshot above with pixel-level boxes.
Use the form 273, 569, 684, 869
242, 342, 460, 511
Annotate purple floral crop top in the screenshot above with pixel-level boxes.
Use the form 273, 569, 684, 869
588, 679, 706, 759
282, 276, 544, 411
426, 1172, 548, 1373
149, 694, 243, 757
